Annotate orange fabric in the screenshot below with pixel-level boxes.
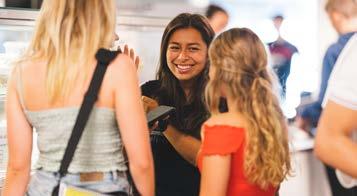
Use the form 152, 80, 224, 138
197, 124, 276, 196
200, 125, 244, 155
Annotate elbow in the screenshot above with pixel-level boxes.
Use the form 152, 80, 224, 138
6, 160, 31, 180
313, 131, 329, 163
313, 140, 324, 161
6, 165, 30, 178
7, 160, 30, 172
129, 162, 152, 175
128, 155, 154, 175
128, 156, 155, 196
7, 160, 31, 173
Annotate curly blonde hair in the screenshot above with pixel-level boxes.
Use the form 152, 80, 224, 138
205, 28, 291, 189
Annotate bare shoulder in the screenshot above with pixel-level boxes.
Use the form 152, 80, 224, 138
108, 53, 135, 72
9, 60, 45, 81
104, 53, 139, 91
11, 60, 37, 71
204, 112, 246, 128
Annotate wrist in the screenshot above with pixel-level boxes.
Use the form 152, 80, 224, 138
163, 125, 183, 141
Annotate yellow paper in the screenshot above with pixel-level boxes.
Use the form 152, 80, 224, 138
60, 183, 98, 196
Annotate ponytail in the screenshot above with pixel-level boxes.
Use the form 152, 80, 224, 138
243, 75, 290, 189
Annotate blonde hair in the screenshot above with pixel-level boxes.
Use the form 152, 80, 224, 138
206, 28, 291, 189
16, 0, 116, 103
325, 0, 357, 17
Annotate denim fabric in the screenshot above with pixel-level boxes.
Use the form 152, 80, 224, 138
27, 170, 130, 196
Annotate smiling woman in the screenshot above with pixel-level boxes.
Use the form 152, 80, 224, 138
141, 13, 215, 196
166, 28, 208, 83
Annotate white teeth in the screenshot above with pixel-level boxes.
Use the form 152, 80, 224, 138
177, 65, 192, 70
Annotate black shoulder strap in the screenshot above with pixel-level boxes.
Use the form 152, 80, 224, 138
58, 48, 120, 177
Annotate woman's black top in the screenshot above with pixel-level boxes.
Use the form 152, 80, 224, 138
141, 80, 201, 196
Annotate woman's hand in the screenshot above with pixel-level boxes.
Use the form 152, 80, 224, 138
123, 44, 140, 70
141, 96, 159, 132
113, 34, 139, 69
142, 96, 158, 113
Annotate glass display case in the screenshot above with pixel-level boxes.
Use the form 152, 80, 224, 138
0, 7, 170, 188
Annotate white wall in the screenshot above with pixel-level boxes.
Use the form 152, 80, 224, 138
116, 27, 164, 83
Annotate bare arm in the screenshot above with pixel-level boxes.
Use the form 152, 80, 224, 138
141, 96, 201, 165
199, 155, 231, 196
314, 100, 357, 177
164, 125, 201, 165
2, 67, 33, 196
113, 55, 154, 196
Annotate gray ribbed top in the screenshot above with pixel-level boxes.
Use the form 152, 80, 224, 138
15, 65, 126, 173
25, 107, 127, 173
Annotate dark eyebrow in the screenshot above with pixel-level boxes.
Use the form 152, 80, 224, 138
169, 42, 201, 46
188, 43, 201, 47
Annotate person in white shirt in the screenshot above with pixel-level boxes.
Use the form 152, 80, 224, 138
314, 33, 357, 188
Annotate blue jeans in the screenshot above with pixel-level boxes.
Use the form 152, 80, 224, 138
27, 170, 130, 196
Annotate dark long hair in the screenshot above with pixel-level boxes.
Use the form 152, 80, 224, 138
155, 13, 215, 138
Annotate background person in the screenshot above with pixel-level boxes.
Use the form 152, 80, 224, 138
205, 4, 229, 34
268, 14, 298, 99
297, 0, 357, 194
315, 34, 357, 191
